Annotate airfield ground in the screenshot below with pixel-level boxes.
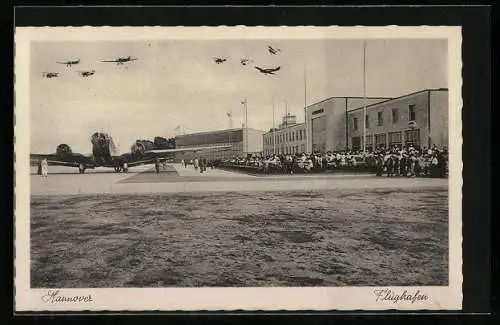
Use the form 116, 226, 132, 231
29, 164, 449, 287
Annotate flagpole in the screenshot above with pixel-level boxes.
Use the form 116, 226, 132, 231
272, 94, 276, 155
304, 66, 308, 153
241, 99, 248, 154
245, 99, 248, 154
362, 40, 367, 154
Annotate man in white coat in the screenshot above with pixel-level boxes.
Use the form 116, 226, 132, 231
41, 158, 49, 177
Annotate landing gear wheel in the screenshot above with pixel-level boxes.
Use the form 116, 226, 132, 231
78, 164, 86, 174
114, 166, 122, 173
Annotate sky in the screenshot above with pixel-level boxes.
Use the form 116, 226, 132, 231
30, 38, 447, 154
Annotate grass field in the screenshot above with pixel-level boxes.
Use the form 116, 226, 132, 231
31, 188, 448, 288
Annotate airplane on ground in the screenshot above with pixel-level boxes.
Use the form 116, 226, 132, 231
78, 70, 96, 77
30, 132, 232, 174
255, 66, 281, 75
213, 57, 227, 64
267, 46, 281, 55
56, 59, 80, 67
101, 56, 138, 65
42, 72, 60, 78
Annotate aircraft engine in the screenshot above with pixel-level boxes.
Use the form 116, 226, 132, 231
56, 143, 72, 155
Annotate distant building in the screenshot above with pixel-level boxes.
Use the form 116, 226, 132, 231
347, 88, 448, 151
305, 96, 392, 153
175, 127, 265, 161
263, 114, 306, 156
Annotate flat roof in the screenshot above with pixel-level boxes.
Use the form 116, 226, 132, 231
305, 96, 392, 109
348, 88, 448, 113
264, 122, 305, 135
175, 127, 265, 138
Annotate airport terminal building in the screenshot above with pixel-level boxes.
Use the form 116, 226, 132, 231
174, 128, 265, 161
302, 89, 448, 153
304, 96, 391, 153
263, 114, 306, 156
347, 88, 448, 151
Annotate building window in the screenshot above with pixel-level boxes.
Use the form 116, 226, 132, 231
375, 133, 387, 148
404, 128, 421, 147
312, 108, 324, 115
377, 112, 383, 126
408, 104, 416, 121
392, 108, 399, 124
292, 132, 295, 141
300, 144, 305, 153
353, 117, 358, 131
365, 114, 370, 129
388, 131, 402, 147
295, 145, 299, 153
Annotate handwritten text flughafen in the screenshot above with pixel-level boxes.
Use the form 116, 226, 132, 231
374, 289, 428, 304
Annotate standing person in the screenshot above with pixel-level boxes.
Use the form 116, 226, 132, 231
37, 160, 42, 175
41, 158, 49, 178
199, 157, 205, 174
155, 158, 160, 174
181, 159, 185, 167
194, 157, 199, 171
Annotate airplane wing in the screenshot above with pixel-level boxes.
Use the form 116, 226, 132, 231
30, 153, 94, 168
101, 60, 118, 63
145, 144, 232, 154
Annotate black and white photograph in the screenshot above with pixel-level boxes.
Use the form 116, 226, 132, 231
14, 26, 462, 311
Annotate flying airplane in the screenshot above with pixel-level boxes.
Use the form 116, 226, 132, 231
101, 56, 138, 65
255, 66, 281, 75
42, 72, 60, 78
213, 57, 227, 64
30, 132, 232, 174
240, 58, 253, 66
56, 59, 80, 67
78, 70, 96, 77
267, 46, 281, 55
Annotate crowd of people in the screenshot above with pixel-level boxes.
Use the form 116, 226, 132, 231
216, 144, 448, 178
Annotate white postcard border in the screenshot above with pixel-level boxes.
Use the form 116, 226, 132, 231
14, 26, 463, 311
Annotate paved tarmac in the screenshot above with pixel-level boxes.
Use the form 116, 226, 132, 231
29, 163, 448, 196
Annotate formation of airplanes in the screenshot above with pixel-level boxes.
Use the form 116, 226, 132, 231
42, 56, 138, 79
213, 45, 282, 76
31, 132, 231, 174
